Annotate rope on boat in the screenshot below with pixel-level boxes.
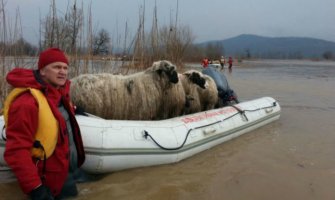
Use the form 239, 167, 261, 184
143, 101, 278, 151
230, 105, 248, 121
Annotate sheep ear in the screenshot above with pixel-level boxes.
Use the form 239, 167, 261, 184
162, 64, 169, 72
151, 61, 161, 71
183, 72, 191, 78
161, 60, 176, 72
166, 65, 176, 72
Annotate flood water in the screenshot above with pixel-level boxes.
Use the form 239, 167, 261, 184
1, 59, 335, 200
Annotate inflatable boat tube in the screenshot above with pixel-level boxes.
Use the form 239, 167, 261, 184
0, 97, 280, 174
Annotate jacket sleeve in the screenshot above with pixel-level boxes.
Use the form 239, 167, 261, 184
4, 93, 42, 194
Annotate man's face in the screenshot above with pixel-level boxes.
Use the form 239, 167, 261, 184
40, 62, 68, 88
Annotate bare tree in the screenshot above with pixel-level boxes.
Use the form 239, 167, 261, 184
0, 0, 7, 75
132, 4, 147, 68
41, 0, 84, 51
150, 1, 159, 61
79, 1, 93, 75
93, 28, 111, 55
131, 1, 194, 67
42, 0, 58, 47
0, 0, 7, 105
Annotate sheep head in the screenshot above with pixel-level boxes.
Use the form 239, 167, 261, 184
151, 60, 179, 84
184, 70, 207, 89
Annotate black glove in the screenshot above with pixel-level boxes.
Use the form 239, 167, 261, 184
30, 185, 54, 200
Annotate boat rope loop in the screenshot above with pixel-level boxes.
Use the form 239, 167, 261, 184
143, 101, 278, 151
230, 105, 248, 121
143, 130, 193, 151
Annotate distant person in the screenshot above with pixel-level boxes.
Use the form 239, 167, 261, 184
4, 48, 85, 199
219, 56, 225, 70
202, 57, 209, 68
228, 56, 233, 73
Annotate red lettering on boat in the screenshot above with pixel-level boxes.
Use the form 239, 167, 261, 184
181, 106, 239, 124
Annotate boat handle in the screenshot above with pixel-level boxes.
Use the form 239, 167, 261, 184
265, 108, 273, 113
203, 127, 216, 136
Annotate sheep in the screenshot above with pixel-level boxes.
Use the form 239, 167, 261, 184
197, 74, 218, 111
157, 78, 186, 119
157, 70, 208, 119
179, 70, 207, 115
171, 70, 218, 115
70, 60, 179, 120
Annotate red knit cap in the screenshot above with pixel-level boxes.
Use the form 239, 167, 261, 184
38, 48, 69, 69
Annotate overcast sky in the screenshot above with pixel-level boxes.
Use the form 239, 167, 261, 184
4, 0, 335, 45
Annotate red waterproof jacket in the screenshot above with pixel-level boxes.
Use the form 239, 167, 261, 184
202, 58, 209, 68
4, 68, 85, 196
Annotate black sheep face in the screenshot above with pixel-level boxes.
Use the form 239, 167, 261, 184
189, 72, 206, 89
167, 70, 178, 83
154, 60, 179, 84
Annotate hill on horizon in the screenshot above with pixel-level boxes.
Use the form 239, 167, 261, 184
197, 34, 335, 59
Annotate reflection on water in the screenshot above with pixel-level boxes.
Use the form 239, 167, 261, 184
1, 59, 335, 200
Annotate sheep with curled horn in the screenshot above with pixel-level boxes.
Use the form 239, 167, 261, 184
70, 60, 179, 120
197, 74, 218, 111
178, 70, 208, 115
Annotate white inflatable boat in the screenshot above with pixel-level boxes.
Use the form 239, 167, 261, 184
0, 97, 280, 174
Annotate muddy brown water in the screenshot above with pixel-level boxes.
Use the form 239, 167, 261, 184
1, 59, 335, 200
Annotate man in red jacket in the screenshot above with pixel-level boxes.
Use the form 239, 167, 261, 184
4, 48, 85, 199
